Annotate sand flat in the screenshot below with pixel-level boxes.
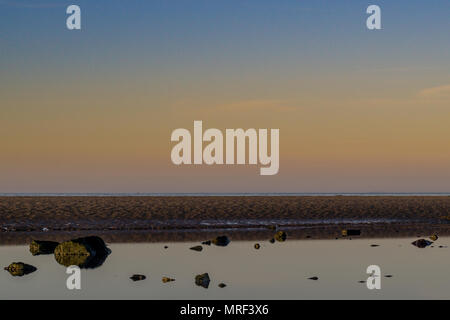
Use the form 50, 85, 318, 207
0, 196, 449, 233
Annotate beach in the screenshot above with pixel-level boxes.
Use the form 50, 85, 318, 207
1, 196, 450, 299
1, 196, 449, 243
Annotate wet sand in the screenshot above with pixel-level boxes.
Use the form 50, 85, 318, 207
1, 196, 449, 243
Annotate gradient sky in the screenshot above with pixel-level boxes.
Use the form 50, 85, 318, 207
1, 0, 449, 193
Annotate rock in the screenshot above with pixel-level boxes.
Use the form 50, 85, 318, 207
342, 229, 361, 237
274, 231, 287, 242
190, 245, 203, 252
4, 262, 37, 277
212, 236, 230, 247
269, 238, 275, 244
195, 273, 210, 289
308, 276, 319, 280
130, 274, 146, 281
254, 243, 260, 250
202, 240, 212, 246
54, 236, 111, 269
162, 276, 175, 283
29, 240, 59, 256
411, 239, 433, 248
430, 235, 439, 241
385, 275, 393, 278
218, 283, 227, 288
370, 244, 379, 247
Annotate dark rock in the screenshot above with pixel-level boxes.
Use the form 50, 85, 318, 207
130, 274, 146, 281
254, 243, 260, 249
430, 235, 439, 241
30, 240, 59, 256
269, 238, 275, 244
411, 239, 433, 248
218, 283, 227, 288
195, 273, 210, 289
385, 275, 393, 278
54, 236, 111, 269
190, 245, 203, 252
370, 244, 380, 247
342, 229, 361, 237
4, 262, 37, 277
308, 276, 319, 280
202, 240, 212, 246
274, 231, 287, 242
212, 236, 230, 247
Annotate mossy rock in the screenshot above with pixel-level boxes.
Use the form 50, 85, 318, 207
4, 262, 37, 277
195, 273, 210, 289
54, 236, 111, 269
274, 231, 287, 242
30, 240, 59, 256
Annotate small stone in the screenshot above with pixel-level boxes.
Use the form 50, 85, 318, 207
195, 273, 210, 289
370, 244, 379, 247
202, 240, 212, 246
274, 231, 287, 242
130, 274, 146, 281
254, 243, 260, 249
269, 238, 275, 244
190, 245, 203, 252
342, 229, 360, 237
412, 239, 433, 248
162, 276, 175, 283
4, 262, 37, 277
430, 235, 439, 241
218, 283, 227, 288
308, 276, 319, 280
212, 236, 230, 247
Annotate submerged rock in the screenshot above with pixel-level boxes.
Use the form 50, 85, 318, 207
162, 276, 175, 283
254, 243, 260, 249
308, 276, 319, 281
412, 239, 433, 248
4, 262, 37, 277
130, 274, 146, 281
212, 236, 230, 247
218, 283, 227, 288
54, 236, 111, 269
195, 273, 210, 289
342, 229, 361, 237
30, 240, 59, 256
190, 245, 203, 252
274, 231, 287, 242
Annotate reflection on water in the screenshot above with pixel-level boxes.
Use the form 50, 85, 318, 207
1, 237, 450, 299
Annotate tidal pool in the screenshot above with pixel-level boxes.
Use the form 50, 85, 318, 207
1, 237, 449, 299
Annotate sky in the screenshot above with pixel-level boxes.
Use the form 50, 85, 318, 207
1, 0, 449, 193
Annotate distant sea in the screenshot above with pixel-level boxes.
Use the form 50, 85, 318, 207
0, 193, 449, 197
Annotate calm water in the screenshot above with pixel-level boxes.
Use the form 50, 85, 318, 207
1, 237, 449, 299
